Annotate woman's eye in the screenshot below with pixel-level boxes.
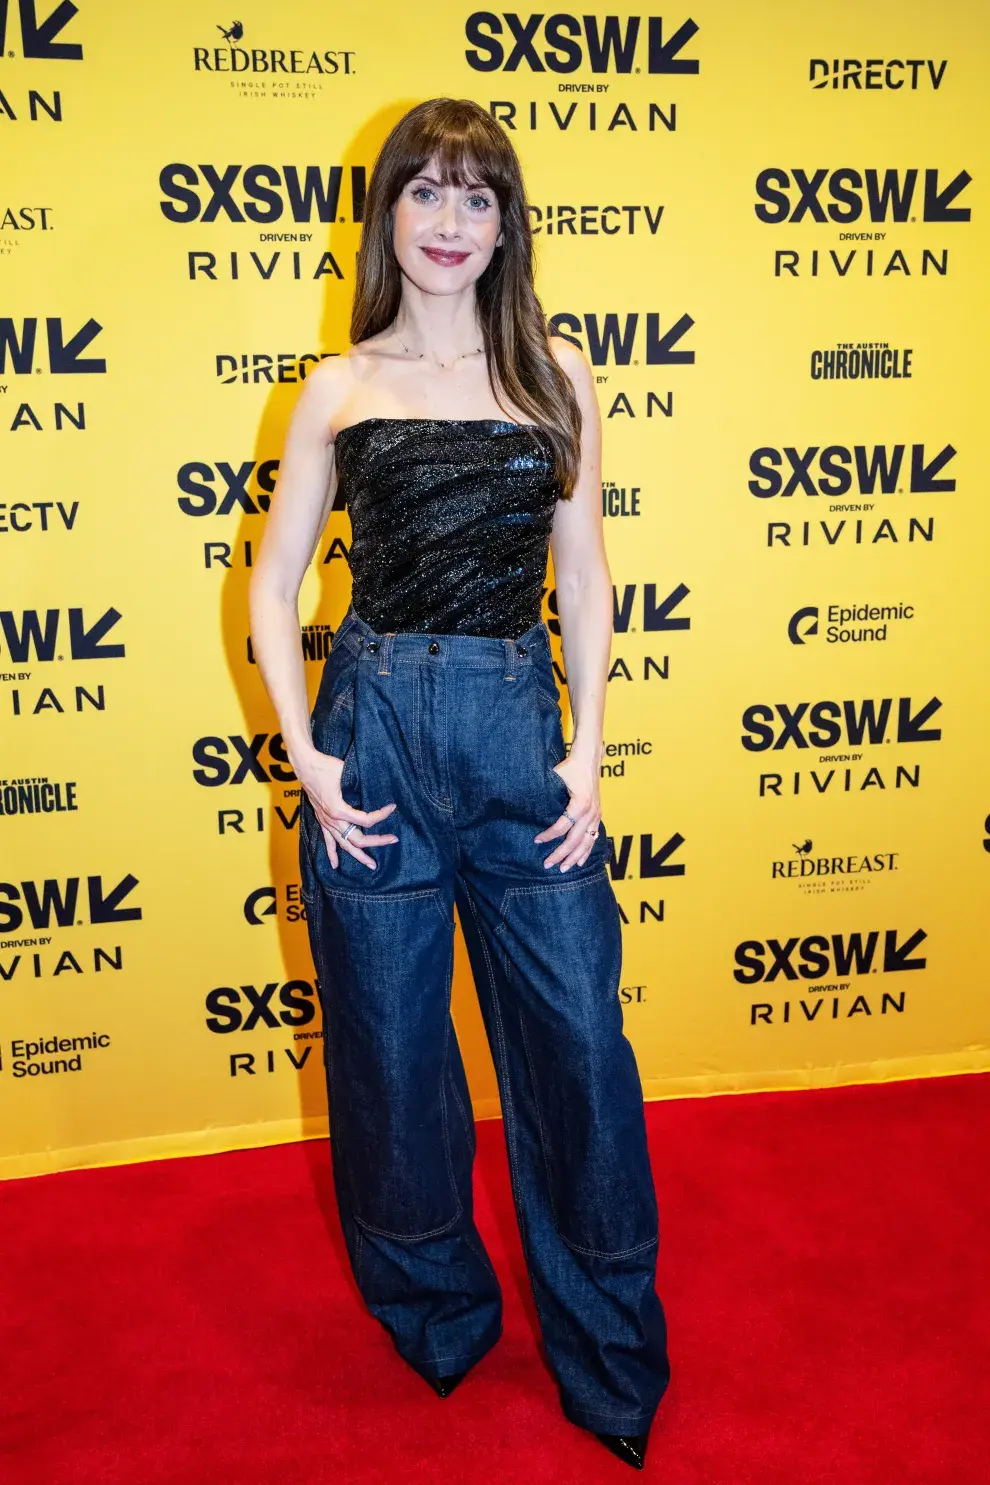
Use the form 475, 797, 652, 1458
467, 194, 492, 211
411, 185, 437, 203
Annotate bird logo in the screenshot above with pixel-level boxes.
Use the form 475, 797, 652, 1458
793, 839, 812, 856
217, 20, 244, 42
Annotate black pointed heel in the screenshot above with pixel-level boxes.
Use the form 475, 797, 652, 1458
425, 1369, 468, 1398
594, 1429, 650, 1469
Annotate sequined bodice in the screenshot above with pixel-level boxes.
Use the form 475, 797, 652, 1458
333, 417, 560, 639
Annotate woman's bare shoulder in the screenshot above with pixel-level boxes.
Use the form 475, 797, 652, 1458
295, 345, 382, 434
548, 333, 592, 384
548, 333, 596, 413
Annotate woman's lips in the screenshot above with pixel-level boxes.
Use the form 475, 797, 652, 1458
422, 247, 470, 266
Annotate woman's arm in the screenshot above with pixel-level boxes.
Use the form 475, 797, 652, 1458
248, 364, 338, 763
248, 362, 398, 870
536, 336, 611, 870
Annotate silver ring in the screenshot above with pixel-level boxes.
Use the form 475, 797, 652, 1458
340, 822, 357, 841
563, 810, 576, 823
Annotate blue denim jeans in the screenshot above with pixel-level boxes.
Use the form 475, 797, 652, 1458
299, 601, 670, 1434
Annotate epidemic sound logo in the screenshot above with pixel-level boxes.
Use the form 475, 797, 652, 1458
754, 168, 971, 223
0, 776, 78, 817
159, 164, 366, 224
464, 13, 699, 74
243, 884, 308, 924
193, 19, 355, 76
810, 59, 947, 91
0, 607, 124, 662
548, 312, 694, 365
750, 442, 956, 498
0, 317, 105, 374
741, 696, 941, 751
0, 0, 83, 58
0, 874, 141, 931
787, 603, 915, 646
772, 841, 900, 890
2, 1032, 111, 1080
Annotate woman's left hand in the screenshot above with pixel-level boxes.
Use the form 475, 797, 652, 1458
534, 748, 602, 872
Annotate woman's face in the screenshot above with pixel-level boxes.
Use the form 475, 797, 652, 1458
391, 154, 503, 295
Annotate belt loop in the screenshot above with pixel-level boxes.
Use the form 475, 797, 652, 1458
378, 631, 395, 676
503, 636, 516, 681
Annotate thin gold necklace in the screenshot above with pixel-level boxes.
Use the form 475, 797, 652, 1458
393, 328, 483, 370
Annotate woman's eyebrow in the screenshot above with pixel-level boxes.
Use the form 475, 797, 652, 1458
410, 173, 491, 191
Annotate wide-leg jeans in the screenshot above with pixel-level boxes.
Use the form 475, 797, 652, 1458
299, 601, 670, 1434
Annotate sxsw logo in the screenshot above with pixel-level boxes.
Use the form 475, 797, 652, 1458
0, 874, 141, 931
0, 0, 83, 58
204, 980, 318, 1032
192, 734, 295, 786
159, 164, 366, 224
0, 318, 106, 374
176, 460, 279, 516
734, 927, 926, 982
741, 697, 941, 751
755, 168, 972, 223
0, 607, 124, 662
548, 311, 694, 365
464, 13, 699, 73
749, 444, 956, 497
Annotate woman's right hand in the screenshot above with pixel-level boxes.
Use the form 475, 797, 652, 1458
293, 744, 398, 871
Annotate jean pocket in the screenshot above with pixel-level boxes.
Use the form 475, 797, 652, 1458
312, 643, 359, 760
497, 872, 659, 1258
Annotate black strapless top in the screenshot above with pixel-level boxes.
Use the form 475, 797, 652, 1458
333, 417, 560, 639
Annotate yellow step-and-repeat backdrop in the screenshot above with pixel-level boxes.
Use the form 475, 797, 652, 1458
2, 1, 988, 1178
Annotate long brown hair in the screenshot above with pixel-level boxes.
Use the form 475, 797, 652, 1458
350, 97, 582, 499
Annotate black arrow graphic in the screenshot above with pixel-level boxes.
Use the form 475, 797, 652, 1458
641, 833, 686, 878
47, 316, 105, 374
897, 696, 942, 743
644, 582, 691, 631
69, 607, 125, 659
910, 443, 957, 492
646, 312, 696, 365
647, 16, 700, 73
88, 874, 142, 923
19, 0, 82, 59
923, 168, 972, 222
883, 928, 927, 972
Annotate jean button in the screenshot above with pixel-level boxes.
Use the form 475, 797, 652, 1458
517, 644, 527, 655
366, 640, 379, 652
428, 641, 440, 654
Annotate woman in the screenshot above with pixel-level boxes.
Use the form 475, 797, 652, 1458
248, 97, 669, 1469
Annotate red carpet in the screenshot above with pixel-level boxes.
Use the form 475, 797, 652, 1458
2, 1074, 987, 1484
